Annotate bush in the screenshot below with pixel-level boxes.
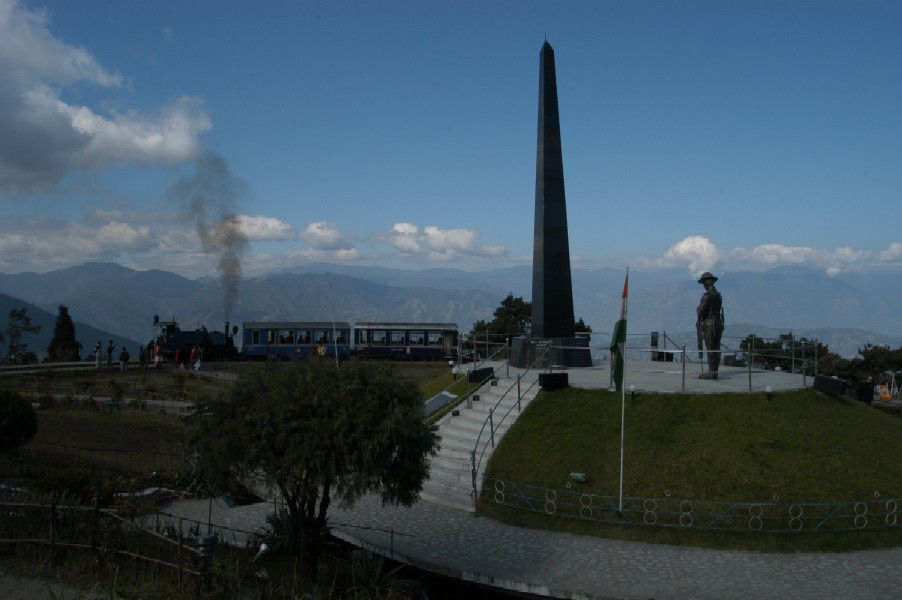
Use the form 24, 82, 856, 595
0, 389, 37, 452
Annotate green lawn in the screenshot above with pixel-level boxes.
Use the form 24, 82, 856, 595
480, 387, 902, 551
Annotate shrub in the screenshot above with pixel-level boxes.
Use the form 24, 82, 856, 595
0, 389, 37, 452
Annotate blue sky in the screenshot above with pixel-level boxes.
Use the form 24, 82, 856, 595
0, 0, 900, 280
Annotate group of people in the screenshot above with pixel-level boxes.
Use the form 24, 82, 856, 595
93, 339, 130, 373
91, 339, 203, 372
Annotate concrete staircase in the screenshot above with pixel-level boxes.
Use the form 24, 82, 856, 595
419, 374, 541, 512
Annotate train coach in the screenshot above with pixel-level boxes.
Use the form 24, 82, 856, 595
240, 321, 458, 361
353, 322, 458, 360
242, 321, 352, 359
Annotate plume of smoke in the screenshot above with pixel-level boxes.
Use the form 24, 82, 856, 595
169, 153, 249, 321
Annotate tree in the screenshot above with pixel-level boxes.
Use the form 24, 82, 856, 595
1, 307, 41, 364
196, 358, 438, 579
47, 305, 82, 362
471, 294, 592, 342
471, 293, 532, 340
0, 390, 37, 453
735, 333, 829, 375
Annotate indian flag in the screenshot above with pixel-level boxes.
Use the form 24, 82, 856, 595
609, 269, 628, 392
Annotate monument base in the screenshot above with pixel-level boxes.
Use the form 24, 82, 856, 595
509, 336, 592, 369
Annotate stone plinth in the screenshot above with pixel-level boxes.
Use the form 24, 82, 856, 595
509, 336, 592, 369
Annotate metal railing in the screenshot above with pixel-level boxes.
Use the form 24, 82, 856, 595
469, 347, 551, 503
484, 478, 900, 533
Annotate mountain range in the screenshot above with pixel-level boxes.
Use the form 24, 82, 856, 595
1, 262, 901, 360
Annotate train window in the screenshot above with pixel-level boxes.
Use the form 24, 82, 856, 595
371, 330, 387, 345
252, 330, 260, 345
356, 329, 367, 344
390, 330, 406, 345
315, 329, 331, 344
337, 330, 347, 344
298, 330, 311, 344
410, 331, 425, 345
266, 329, 276, 344
279, 330, 294, 345
427, 331, 442, 345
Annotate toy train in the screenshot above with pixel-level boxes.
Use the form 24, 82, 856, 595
242, 321, 459, 360
152, 316, 459, 362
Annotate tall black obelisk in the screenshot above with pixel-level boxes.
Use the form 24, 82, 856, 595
511, 41, 591, 369
531, 41, 575, 339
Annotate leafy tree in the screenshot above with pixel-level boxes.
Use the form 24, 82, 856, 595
1, 307, 41, 363
196, 358, 438, 579
471, 295, 592, 346
47, 305, 82, 362
0, 390, 37, 453
471, 293, 532, 340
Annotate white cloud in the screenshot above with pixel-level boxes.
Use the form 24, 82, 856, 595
236, 215, 293, 241
299, 222, 356, 250
0, 0, 210, 192
389, 222, 423, 253
0, 214, 157, 271
638, 235, 900, 277
879, 242, 902, 261
385, 222, 506, 260
638, 235, 719, 277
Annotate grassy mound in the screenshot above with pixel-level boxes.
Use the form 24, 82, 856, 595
481, 387, 902, 551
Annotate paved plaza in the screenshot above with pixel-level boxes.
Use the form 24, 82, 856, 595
160, 360, 902, 599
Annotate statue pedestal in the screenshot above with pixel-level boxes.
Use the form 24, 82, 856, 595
509, 336, 592, 369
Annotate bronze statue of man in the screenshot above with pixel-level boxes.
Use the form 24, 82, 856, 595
696, 272, 724, 379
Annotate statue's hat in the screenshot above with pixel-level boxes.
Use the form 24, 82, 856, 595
697, 272, 718, 284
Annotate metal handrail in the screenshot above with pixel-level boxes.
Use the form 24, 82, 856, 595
469, 347, 550, 502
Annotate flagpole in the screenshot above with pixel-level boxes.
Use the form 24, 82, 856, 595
619, 374, 626, 512
618, 267, 629, 514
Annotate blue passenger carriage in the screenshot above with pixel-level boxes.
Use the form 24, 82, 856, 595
242, 321, 352, 359
353, 322, 458, 360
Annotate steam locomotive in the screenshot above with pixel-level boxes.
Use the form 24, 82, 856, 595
152, 315, 240, 362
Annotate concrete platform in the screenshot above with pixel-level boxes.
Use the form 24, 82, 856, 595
489, 358, 812, 395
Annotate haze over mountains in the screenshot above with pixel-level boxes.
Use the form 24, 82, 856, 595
1, 262, 900, 360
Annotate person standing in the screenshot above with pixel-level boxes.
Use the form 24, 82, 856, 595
106, 339, 115, 369
696, 272, 724, 380
190, 344, 202, 371
119, 346, 130, 373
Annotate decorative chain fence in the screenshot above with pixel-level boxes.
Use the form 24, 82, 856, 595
485, 478, 900, 533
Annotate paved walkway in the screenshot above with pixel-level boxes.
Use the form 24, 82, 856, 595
159, 360, 902, 599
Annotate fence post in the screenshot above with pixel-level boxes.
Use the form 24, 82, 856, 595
49, 495, 56, 566
748, 334, 754, 392
791, 338, 796, 375
91, 499, 99, 563
177, 518, 183, 594
802, 342, 807, 387
814, 338, 819, 378
489, 408, 495, 448
470, 450, 477, 502
517, 374, 522, 412
681, 345, 686, 392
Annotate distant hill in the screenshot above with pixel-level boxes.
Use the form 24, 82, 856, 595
0, 262, 900, 359
0, 293, 143, 361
